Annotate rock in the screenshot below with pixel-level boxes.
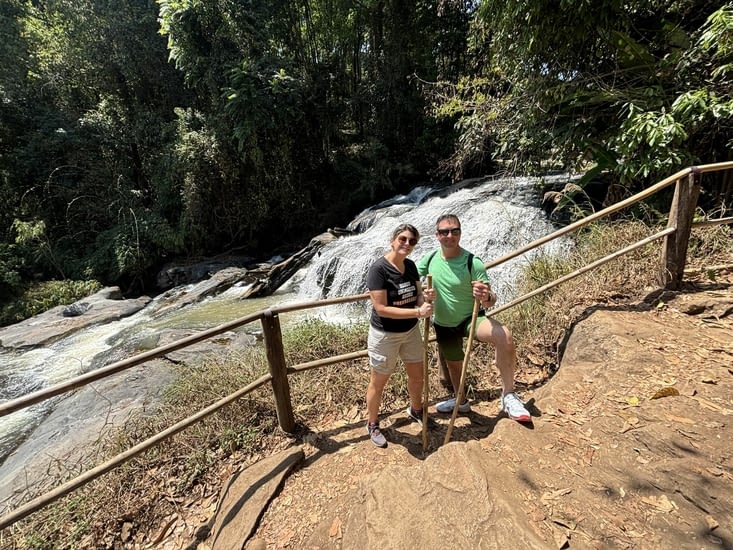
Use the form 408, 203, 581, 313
156, 256, 255, 290
0, 287, 151, 349
322, 441, 551, 549
0, 360, 175, 509
61, 301, 90, 317
206, 447, 304, 549
236, 284, 733, 550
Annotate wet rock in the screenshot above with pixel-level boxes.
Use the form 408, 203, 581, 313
0, 287, 151, 350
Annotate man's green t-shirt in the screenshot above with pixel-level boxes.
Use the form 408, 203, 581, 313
416, 249, 489, 327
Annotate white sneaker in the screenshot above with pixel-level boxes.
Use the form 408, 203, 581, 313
501, 392, 531, 422
436, 397, 471, 414
366, 422, 387, 447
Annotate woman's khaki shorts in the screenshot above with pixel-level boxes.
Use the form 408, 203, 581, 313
367, 324, 424, 375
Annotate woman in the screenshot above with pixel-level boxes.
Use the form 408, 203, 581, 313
365, 223, 435, 447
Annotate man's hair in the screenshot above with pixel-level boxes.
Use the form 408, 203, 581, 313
435, 214, 460, 229
391, 223, 420, 241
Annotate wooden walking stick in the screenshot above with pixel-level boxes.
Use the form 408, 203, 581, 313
421, 275, 432, 451
443, 297, 481, 445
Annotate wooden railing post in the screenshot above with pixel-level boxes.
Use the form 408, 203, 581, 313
659, 168, 702, 289
261, 309, 295, 433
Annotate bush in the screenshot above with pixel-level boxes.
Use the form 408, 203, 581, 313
0, 279, 102, 327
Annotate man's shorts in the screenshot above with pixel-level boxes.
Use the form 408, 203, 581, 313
433, 313, 484, 361
367, 324, 424, 375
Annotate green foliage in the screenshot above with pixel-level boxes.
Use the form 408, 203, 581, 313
0, 241, 25, 300
0, 278, 102, 327
433, 0, 733, 205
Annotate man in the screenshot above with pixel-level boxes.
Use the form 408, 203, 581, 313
417, 213, 531, 422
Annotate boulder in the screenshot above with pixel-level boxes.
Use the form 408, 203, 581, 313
0, 287, 151, 350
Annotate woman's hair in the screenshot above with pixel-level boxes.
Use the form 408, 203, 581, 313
391, 223, 420, 241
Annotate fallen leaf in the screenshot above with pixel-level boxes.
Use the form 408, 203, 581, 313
553, 530, 570, 549
541, 488, 572, 501
551, 515, 577, 530
666, 414, 696, 424
329, 517, 343, 538
706, 515, 719, 530
641, 494, 677, 512
650, 387, 679, 399
626, 396, 640, 406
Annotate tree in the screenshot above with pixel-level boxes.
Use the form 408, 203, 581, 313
433, 0, 733, 209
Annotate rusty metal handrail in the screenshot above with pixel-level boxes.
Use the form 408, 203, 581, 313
0, 311, 265, 418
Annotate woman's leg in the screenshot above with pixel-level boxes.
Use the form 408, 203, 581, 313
366, 370, 390, 424
403, 361, 424, 411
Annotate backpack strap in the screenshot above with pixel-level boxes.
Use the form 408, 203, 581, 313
427, 250, 475, 278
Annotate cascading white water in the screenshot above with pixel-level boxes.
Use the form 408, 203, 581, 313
0, 286, 295, 468
296, 175, 570, 322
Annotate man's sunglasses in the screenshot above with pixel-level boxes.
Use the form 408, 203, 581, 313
437, 227, 461, 237
397, 236, 418, 246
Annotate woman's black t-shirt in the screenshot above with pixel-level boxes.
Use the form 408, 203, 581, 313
366, 256, 420, 333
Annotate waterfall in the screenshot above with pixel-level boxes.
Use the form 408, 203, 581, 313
296, 175, 570, 321
0, 174, 571, 490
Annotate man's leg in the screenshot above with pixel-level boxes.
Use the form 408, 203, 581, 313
445, 358, 464, 398
476, 316, 516, 393
476, 317, 530, 421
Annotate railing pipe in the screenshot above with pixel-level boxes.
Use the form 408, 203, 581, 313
488, 227, 676, 317
0, 373, 272, 531
691, 216, 733, 228
288, 349, 370, 374
0, 311, 265, 419
271, 292, 369, 315
484, 168, 688, 270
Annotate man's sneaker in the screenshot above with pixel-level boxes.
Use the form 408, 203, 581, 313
501, 392, 531, 422
435, 397, 471, 414
405, 406, 438, 430
366, 422, 387, 447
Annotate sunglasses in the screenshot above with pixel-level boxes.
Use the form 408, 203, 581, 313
437, 227, 461, 237
397, 235, 418, 246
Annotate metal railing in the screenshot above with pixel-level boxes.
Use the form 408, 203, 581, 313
1, 161, 732, 530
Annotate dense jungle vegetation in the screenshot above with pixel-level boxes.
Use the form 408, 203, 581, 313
1, 0, 731, 315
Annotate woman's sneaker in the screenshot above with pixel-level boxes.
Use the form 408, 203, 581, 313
405, 406, 438, 430
435, 397, 471, 414
501, 392, 531, 422
366, 422, 387, 447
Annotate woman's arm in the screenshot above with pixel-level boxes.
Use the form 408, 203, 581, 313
369, 289, 432, 319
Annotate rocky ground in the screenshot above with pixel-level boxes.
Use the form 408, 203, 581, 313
142, 273, 733, 550
3, 272, 731, 550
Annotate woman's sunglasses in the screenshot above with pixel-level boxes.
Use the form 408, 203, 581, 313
397, 236, 418, 246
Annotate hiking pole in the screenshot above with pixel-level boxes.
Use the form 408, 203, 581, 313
443, 297, 481, 445
421, 274, 433, 451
